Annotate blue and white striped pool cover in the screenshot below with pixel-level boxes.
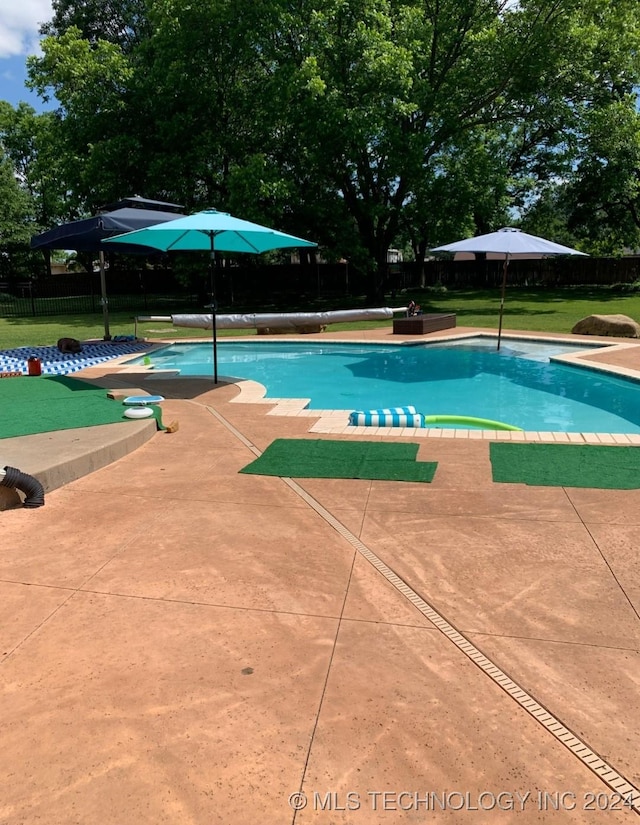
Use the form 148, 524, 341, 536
349, 406, 424, 428
0, 341, 152, 376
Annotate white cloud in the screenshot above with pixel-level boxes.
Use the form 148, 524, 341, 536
0, 0, 54, 59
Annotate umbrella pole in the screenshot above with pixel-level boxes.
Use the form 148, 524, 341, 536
99, 251, 111, 340
209, 241, 218, 384
497, 256, 509, 351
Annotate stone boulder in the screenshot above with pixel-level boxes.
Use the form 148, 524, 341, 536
571, 314, 640, 338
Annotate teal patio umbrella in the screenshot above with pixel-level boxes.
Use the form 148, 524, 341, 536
104, 209, 317, 382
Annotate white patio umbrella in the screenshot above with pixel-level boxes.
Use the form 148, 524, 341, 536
431, 227, 588, 349
104, 209, 317, 382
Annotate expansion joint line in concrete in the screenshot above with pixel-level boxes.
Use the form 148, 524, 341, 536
565, 494, 640, 624
288, 479, 640, 815
203, 403, 640, 813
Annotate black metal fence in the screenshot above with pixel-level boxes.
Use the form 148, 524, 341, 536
1, 257, 639, 319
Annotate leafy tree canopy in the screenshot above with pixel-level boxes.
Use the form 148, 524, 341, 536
9, 0, 640, 294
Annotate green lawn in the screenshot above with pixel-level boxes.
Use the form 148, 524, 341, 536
0, 311, 258, 349
1, 287, 640, 350
416, 286, 640, 334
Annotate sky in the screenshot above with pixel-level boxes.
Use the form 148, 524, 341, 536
0, 0, 55, 110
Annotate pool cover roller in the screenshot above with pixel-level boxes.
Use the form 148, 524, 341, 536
170, 308, 395, 330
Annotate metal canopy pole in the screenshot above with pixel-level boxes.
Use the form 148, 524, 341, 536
99, 250, 111, 340
497, 255, 509, 351
209, 236, 218, 384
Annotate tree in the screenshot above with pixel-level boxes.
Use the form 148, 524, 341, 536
27, 27, 140, 213
517, 185, 583, 250
0, 101, 68, 230
0, 150, 33, 245
41, 0, 151, 53
24, 0, 640, 297
259, 0, 640, 294
0, 127, 39, 280
562, 100, 640, 254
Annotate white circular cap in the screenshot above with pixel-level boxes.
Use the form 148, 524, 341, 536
124, 406, 154, 419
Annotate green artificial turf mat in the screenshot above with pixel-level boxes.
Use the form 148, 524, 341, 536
240, 438, 437, 482
490, 442, 640, 489
0, 375, 164, 439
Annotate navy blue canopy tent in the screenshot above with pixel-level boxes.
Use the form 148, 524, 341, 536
30, 197, 185, 339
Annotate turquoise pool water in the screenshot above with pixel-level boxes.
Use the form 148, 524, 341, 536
128, 337, 640, 433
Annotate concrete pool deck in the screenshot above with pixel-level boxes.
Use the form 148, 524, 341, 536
1, 324, 639, 823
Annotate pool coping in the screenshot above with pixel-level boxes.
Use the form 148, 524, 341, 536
111, 330, 640, 445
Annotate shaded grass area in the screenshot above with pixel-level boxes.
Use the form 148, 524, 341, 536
2, 287, 640, 349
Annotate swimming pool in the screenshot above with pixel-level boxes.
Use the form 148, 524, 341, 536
128, 336, 640, 433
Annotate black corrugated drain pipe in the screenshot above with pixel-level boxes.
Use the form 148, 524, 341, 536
0, 466, 45, 508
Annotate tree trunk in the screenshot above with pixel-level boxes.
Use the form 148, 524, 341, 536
417, 240, 428, 288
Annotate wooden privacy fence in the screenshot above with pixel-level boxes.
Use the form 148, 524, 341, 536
406, 256, 640, 288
